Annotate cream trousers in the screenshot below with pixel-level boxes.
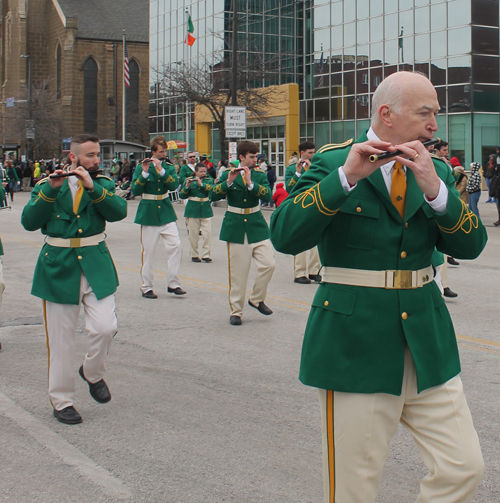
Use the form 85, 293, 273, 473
319, 347, 483, 503
187, 217, 212, 259
294, 246, 320, 278
227, 237, 275, 317
43, 274, 117, 411
140, 223, 182, 293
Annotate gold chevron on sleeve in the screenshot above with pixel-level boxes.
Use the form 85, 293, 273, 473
212, 183, 226, 195
437, 200, 479, 234
316, 138, 354, 154
293, 183, 338, 216
37, 190, 56, 203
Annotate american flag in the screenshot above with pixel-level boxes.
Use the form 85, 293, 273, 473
124, 40, 130, 88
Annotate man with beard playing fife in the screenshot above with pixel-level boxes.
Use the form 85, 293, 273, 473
21, 134, 127, 425
211, 141, 275, 325
271, 72, 487, 503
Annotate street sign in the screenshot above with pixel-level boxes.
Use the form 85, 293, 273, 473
26, 128, 35, 139
26, 120, 35, 128
62, 137, 71, 153
6, 97, 14, 107
225, 106, 247, 129
228, 142, 238, 154
226, 130, 246, 138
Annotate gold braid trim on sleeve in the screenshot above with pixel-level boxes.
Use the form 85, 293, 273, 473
256, 185, 268, 196
92, 188, 109, 204
165, 175, 175, 184
437, 199, 479, 234
288, 178, 297, 187
293, 183, 338, 216
36, 190, 56, 203
134, 179, 145, 186
212, 183, 226, 195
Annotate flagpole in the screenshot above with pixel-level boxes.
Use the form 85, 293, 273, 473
122, 30, 126, 141
185, 9, 189, 154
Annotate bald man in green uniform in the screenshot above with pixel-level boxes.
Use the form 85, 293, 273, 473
22, 134, 127, 425
271, 72, 487, 503
211, 141, 275, 325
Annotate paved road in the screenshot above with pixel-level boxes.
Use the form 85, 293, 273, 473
1, 191, 499, 503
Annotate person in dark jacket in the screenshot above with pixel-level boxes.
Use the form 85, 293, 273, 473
485, 154, 496, 203
263, 165, 277, 207
5, 161, 19, 202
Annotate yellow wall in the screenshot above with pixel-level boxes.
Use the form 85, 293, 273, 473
194, 83, 300, 161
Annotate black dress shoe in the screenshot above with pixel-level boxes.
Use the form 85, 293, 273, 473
168, 287, 186, 295
53, 406, 82, 425
191, 257, 202, 262
447, 257, 460, 266
230, 315, 242, 325
142, 290, 158, 299
248, 300, 273, 315
79, 365, 111, 403
494, 221, 500, 226
294, 276, 311, 284
202, 258, 213, 263
309, 274, 322, 282
443, 287, 458, 298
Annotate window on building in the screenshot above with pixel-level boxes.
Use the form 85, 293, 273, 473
83, 57, 98, 134
56, 44, 62, 100
362, 73, 368, 85
126, 59, 140, 116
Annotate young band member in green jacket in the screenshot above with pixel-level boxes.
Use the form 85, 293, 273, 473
131, 135, 186, 298
179, 163, 214, 262
271, 72, 487, 503
21, 134, 127, 425
284, 141, 321, 284
211, 141, 275, 325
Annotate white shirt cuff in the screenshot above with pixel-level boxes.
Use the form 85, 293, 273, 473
424, 179, 448, 214
295, 172, 302, 178
338, 167, 357, 193
248, 182, 254, 190
158, 168, 165, 177
142, 171, 149, 178
227, 181, 233, 187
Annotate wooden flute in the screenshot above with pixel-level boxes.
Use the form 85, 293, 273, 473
369, 137, 441, 162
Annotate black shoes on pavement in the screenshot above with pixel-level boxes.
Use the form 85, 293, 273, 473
443, 287, 458, 298
447, 257, 460, 266
202, 258, 212, 263
309, 274, 322, 282
79, 365, 111, 404
168, 287, 187, 295
248, 300, 273, 315
230, 315, 242, 325
53, 406, 82, 425
191, 257, 213, 263
142, 290, 158, 299
191, 257, 202, 262
294, 276, 311, 284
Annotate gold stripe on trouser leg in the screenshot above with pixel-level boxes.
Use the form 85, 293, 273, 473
294, 250, 307, 278
248, 239, 275, 306
43, 300, 54, 408
188, 217, 201, 258
309, 246, 321, 276
200, 218, 212, 259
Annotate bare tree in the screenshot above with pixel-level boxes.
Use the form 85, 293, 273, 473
3, 79, 63, 159
155, 49, 290, 160
126, 103, 150, 145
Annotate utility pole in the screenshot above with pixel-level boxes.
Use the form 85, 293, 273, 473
20, 54, 33, 160
231, 0, 238, 106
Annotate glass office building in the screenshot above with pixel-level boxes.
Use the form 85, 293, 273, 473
302, 0, 500, 165
151, 0, 500, 167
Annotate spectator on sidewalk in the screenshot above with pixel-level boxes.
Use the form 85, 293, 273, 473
272, 182, 288, 207
466, 162, 482, 217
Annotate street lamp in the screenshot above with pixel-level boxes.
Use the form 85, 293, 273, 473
20, 54, 32, 160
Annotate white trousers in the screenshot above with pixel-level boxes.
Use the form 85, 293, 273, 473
227, 237, 275, 317
319, 347, 483, 503
140, 223, 182, 293
294, 246, 320, 278
43, 274, 117, 411
187, 217, 212, 259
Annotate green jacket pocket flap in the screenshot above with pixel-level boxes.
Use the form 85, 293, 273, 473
339, 197, 380, 219
49, 213, 71, 221
312, 285, 357, 315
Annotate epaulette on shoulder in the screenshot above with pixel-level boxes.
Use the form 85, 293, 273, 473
253, 168, 265, 173
430, 153, 445, 161
224, 166, 232, 171
316, 138, 354, 154
96, 174, 113, 182
36, 177, 49, 185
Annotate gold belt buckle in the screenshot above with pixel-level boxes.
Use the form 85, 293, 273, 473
386, 270, 414, 289
243, 208, 251, 215
70, 238, 81, 248
156, 195, 162, 200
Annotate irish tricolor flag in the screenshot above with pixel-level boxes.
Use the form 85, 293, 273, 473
184, 14, 196, 46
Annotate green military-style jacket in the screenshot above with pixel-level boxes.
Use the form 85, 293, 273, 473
210, 167, 272, 244
271, 131, 487, 396
131, 161, 179, 226
285, 161, 311, 192
178, 164, 196, 186
21, 176, 127, 305
179, 176, 214, 219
